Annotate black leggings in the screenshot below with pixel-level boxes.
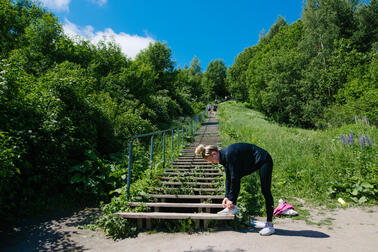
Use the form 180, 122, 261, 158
259, 155, 274, 222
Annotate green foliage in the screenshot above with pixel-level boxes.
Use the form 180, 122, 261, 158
218, 102, 377, 211
0, 1, 211, 219
95, 154, 163, 239
227, 0, 377, 129
259, 16, 288, 43
328, 178, 377, 205
0, 0, 46, 57
202, 59, 228, 100
0, 131, 22, 181
226, 47, 254, 102
96, 195, 138, 239
94, 120, 204, 239
0, 131, 23, 216
351, 0, 378, 52
69, 150, 123, 199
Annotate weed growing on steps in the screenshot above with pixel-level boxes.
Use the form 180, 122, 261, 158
94, 125, 231, 238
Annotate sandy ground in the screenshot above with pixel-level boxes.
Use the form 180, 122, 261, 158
1, 206, 377, 252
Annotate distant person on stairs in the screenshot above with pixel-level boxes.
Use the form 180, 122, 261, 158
195, 143, 275, 236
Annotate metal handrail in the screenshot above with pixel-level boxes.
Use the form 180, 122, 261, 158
126, 106, 209, 200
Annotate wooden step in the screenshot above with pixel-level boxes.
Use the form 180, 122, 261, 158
171, 161, 211, 165
117, 212, 234, 220
165, 168, 220, 172
170, 165, 214, 169
128, 202, 223, 208
160, 181, 220, 187
170, 163, 213, 167
152, 187, 223, 192
162, 172, 223, 177
161, 177, 222, 181
149, 194, 224, 200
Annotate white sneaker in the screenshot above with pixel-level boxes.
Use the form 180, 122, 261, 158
250, 220, 266, 228
282, 209, 298, 215
259, 223, 275, 236
217, 206, 238, 215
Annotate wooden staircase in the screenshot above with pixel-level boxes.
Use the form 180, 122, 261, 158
117, 113, 234, 230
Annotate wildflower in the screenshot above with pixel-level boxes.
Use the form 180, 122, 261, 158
349, 132, 354, 145
340, 134, 345, 146
345, 136, 350, 146
359, 135, 364, 148
366, 136, 373, 147
155, 176, 160, 180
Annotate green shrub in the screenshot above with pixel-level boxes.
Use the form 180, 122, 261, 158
0, 0, 208, 221
96, 195, 138, 239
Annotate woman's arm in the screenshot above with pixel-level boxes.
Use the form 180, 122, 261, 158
224, 167, 231, 200
227, 164, 241, 205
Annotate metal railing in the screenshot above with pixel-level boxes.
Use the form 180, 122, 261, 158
126, 107, 209, 200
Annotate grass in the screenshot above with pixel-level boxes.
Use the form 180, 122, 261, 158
217, 101, 377, 210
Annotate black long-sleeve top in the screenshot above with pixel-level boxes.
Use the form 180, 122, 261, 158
219, 142, 270, 204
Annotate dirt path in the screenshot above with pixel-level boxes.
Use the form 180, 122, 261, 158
1, 206, 377, 252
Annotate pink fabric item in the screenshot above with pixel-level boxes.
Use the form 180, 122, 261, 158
273, 201, 295, 216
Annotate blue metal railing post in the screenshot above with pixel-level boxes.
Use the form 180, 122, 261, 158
150, 135, 154, 168
126, 140, 133, 200
171, 129, 174, 160
182, 127, 184, 146
177, 128, 180, 148
162, 132, 166, 168
124, 106, 208, 200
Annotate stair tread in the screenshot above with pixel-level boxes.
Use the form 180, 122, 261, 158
161, 181, 219, 186
116, 212, 234, 220
149, 194, 224, 199
161, 177, 221, 181
165, 169, 220, 172
128, 202, 223, 208
162, 172, 222, 176
152, 187, 223, 192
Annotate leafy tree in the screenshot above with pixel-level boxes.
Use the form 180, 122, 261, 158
88, 41, 129, 79
135, 42, 174, 73
352, 0, 378, 52
260, 16, 288, 43
226, 47, 255, 102
301, 0, 358, 62
202, 59, 227, 101
188, 56, 202, 76
174, 56, 204, 101
0, 0, 45, 57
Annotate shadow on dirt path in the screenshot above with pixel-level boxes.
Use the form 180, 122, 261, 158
0, 208, 100, 252
274, 228, 329, 238
225, 227, 330, 238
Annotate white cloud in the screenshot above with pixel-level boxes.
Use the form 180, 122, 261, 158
63, 19, 156, 59
39, 0, 107, 12
40, 0, 71, 12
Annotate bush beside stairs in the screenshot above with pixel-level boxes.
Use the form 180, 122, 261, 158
116, 113, 234, 230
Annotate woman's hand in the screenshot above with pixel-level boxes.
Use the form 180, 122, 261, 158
222, 198, 229, 207
226, 200, 234, 210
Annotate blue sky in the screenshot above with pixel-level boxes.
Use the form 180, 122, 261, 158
40, 0, 304, 70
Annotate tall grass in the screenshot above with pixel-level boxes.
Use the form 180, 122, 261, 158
217, 101, 377, 208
